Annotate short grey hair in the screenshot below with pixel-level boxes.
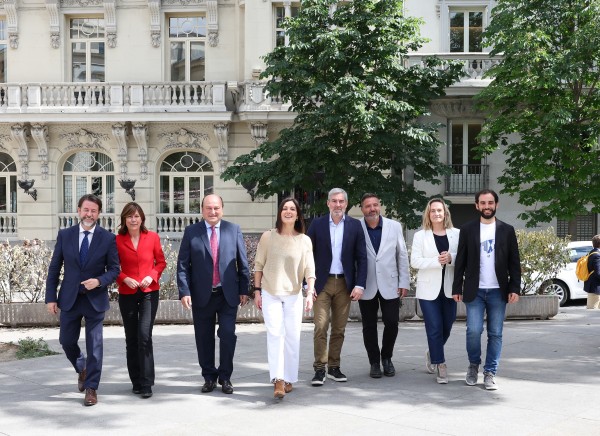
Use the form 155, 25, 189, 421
328, 188, 348, 202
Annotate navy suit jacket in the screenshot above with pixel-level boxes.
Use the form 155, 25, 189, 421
307, 214, 367, 294
583, 248, 600, 294
177, 219, 250, 308
45, 224, 120, 313
452, 218, 521, 303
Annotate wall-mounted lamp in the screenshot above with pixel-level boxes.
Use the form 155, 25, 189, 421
18, 179, 37, 201
241, 179, 257, 201
119, 179, 136, 201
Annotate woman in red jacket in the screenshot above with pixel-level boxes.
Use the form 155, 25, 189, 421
116, 202, 166, 399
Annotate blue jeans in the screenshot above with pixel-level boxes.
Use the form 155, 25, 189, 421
419, 290, 457, 364
465, 288, 507, 375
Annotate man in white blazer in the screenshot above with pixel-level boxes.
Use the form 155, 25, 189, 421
358, 193, 410, 378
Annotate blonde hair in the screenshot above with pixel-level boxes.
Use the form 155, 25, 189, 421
422, 198, 453, 230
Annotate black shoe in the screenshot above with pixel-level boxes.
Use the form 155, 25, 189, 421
382, 359, 395, 377
370, 363, 383, 378
141, 387, 153, 398
311, 369, 326, 386
327, 367, 348, 382
201, 380, 217, 393
219, 380, 234, 394
132, 384, 142, 395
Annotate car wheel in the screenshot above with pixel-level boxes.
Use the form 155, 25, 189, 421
544, 280, 569, 306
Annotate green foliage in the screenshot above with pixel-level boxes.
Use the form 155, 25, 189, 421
15, 337, 59, 360
476, 0, 600, 226
516, 228, 570, 295
223, 0, 463, 228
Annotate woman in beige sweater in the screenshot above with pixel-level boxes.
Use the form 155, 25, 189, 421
254, 197, 316, 399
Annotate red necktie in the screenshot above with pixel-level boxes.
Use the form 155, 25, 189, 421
210, 226, 220, 286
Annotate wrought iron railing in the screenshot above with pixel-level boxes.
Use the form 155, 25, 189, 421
445, 164, 489, 195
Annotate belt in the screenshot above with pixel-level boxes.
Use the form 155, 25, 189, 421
211, 286, 223, 293
328, 274, 344, 279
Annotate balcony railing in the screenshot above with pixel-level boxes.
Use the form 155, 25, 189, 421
156, 214, 201, 235
0, 213, 17, 237
407, 53, 502, 82
445, 164, 489, 195
235, 81, 291, 112
58, 214, 117, 233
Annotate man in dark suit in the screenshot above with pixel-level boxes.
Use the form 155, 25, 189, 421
452, 189, 521, 391
307, 188, 367, 386
46, 194, 120, 406
583, 234, 600, 309
177, 194, 249, 394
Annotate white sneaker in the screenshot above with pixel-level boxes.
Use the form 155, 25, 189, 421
425, 351, 435, 374
483, 372, 498, 390
436, 363, 448, 384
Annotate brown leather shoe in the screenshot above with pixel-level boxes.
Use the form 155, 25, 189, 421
274, 379, 285, 399
78, 369, 86, 392
284, 382, 293, 393
84, 388, 97, 406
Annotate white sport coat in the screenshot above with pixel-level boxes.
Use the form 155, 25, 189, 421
360, 216, 410, 300
411, 228, 460, 300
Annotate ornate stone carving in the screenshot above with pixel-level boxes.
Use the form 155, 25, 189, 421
46, 0, 61, 49
10, 124, 30, 180
213, 123, 229, 174
60, 0, 102, 6
250, 122, 268, 145
60, 128, 109, 150
148, 0, 161, 47
159, 128, 210, 152
104, 0, 117, 48
30, 124, 50, 180
132, 123, 148, 180
0, 134, 12, 151
112, 123, 129, 179
4, 0, 19, 49
162, 0, 205, 5
207, 0, 218, 47
430, 99, 481, 118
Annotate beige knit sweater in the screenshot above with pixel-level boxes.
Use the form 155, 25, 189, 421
254, 230, 316, 296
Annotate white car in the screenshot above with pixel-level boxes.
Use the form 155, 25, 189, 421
543, 241, 592, 306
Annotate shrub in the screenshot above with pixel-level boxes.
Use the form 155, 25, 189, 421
15, 337, 59, 359
0, 240, 52, 303
516, 228, 570, 295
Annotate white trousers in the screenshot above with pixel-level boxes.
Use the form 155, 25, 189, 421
262, 291, 304, 383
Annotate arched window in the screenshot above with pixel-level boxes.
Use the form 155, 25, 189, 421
63, 151, 115, 213
0, 152, 17, 214
159, 151, 213, 214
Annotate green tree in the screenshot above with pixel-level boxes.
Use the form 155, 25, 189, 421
477, 0, 600, 227
223, 0, 463, 228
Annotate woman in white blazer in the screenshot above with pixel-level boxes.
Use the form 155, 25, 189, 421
411, 198, 459, 384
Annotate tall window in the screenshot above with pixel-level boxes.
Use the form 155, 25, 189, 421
0, 152, 16, 213
159, 152, 213, 214
0, 19, 6, 83
557, 214, 598, 241
63, 152, 115, 213
451, 122, 482, 172
70, 18, 105, 82
169, 16, 206, 81
275, 5, 299, 47
449, 10, 483, 52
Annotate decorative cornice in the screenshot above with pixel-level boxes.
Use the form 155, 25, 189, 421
213, 122, 229, 174
10, 123, 30, 179
46, 0, 61, 49
30, 124, 50, 180
132, 122, 148, 180
4, 0, 19, 49
60, 0, 102, 6
112, 122, 128, 179
249, 122, 268, 145
162, 0, 206, 5
60, 128, 109, 150
207, 0, 218, 47
159, 128, 210, 153
430, 99, 481, 118
104, 0, 117, 48
148, 0, 161, 48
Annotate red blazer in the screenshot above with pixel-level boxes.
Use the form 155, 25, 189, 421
116, 231, 167, 295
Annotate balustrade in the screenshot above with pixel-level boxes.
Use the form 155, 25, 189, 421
156, 214, 200, 234
406, 53, 502, 82
0, 214, 17, 236
58, 214, 116, 233
445, 164, 489, 195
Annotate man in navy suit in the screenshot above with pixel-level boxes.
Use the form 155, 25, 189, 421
307, 188, 367, 386
452, 189, 521, 391
178, 194, 249, 394
46, 194, 120, 406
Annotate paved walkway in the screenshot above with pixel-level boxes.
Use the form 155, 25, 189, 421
0, 305, 598, 436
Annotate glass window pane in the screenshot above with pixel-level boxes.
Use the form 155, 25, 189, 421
169, 17, 206, 38
170, 42, 186, 81
0, 177, 6, 213
451, 123, 464, 170
276, 31, 285, 47
0, 44, 5, 83
90, 42, 105, 82
10, 175, 16, 213
449, 12, 465, 52
276, 7, 285, 28
64, 175, 72, 211
0, 19, 6, 40
190, 42, 205, 81
72, 42, 87, 82
173, 177, 184, 213
160, 176, 170, 213
76, 176, 87, 202
291, 7, 299, 18
106, 175, 114, 213
469, 12, 483, 52
91, 176, 102, 198
204, 176, 214, 196
467, 124, 482, 173
189, 177, 201, 214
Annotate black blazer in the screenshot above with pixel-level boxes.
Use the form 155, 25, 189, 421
307, 214, 367, 294
452, 218, 521, 303
583, 248, 600, 295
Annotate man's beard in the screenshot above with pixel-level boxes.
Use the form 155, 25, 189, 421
479, 208, 496, 219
